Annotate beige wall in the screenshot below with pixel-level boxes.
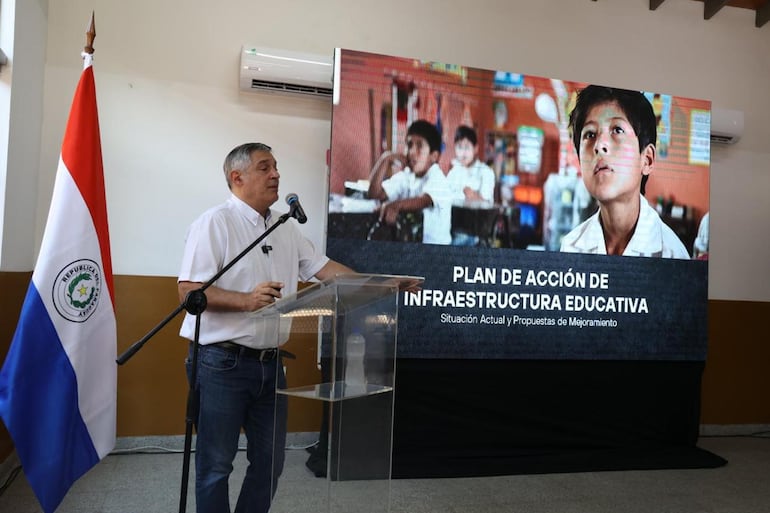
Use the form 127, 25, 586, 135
111, 276, 322, 436
0, 272, 30, 460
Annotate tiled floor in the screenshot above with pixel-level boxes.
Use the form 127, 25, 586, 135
0, 435, 768, 513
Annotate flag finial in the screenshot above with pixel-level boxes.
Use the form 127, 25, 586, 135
84, 12, 96, 55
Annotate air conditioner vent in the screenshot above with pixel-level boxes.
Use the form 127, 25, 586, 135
249, 79, 332, 98
240, 46, 333, 99
709, 133, 736, 145
710, 107, 744, 145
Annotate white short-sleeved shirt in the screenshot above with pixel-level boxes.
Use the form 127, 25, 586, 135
447, 159, 496, 204
693, 212, 709, 255
381, 163, 452, 245
178, 194, 329, 348
560, 194, 690, 259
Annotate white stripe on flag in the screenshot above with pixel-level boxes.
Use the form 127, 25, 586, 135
33, 157, 117, 458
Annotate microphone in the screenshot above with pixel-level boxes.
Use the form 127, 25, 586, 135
285, 193, 308, 224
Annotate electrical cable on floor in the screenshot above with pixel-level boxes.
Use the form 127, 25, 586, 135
0, 465, 21, 498
286, 441, 319, 451
701, 431, 770, 439
109, 440, 319, 457
110, 445, 187, 455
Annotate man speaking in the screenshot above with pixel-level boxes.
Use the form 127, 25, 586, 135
177, 142, 353, 513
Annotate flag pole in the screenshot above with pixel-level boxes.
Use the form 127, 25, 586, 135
84, 12, 95, 55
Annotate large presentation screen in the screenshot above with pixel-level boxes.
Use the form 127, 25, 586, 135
326, 49, 710, 361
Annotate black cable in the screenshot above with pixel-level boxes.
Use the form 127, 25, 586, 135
700, 431, 770, 439
0, 465, 21, 497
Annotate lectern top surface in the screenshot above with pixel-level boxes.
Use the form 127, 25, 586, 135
250, 273, 423, 319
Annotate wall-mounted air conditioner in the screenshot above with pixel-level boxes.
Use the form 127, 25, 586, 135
239, 46, 333, 98
710, 107, 744, 145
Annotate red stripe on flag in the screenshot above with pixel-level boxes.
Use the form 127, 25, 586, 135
60, 65, 114, 305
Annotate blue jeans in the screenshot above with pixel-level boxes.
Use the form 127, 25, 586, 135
186, 344, 287, 513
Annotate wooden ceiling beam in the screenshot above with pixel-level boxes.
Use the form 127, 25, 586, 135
704, 0, 731, 19
757, 1, 770, 27
602, 0, 769, 28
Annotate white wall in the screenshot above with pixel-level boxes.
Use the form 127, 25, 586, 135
0, 0, 13, 256
0, 0, 47, 271
11, 0, 770, 301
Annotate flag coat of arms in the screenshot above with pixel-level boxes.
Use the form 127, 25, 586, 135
0, 51, 116, 513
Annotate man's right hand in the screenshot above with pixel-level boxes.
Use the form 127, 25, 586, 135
247, 281, 284, 311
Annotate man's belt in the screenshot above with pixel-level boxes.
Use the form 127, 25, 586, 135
208, 341, 295, 361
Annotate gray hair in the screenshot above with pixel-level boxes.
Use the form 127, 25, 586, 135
222, 142, 272, 189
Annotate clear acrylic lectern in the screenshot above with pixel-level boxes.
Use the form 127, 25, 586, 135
252, 273, 423, 513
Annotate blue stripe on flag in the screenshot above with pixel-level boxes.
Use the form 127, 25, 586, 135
0, 283, 99, 513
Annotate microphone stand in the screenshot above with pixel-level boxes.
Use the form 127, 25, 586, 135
117, 211, 295, 513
